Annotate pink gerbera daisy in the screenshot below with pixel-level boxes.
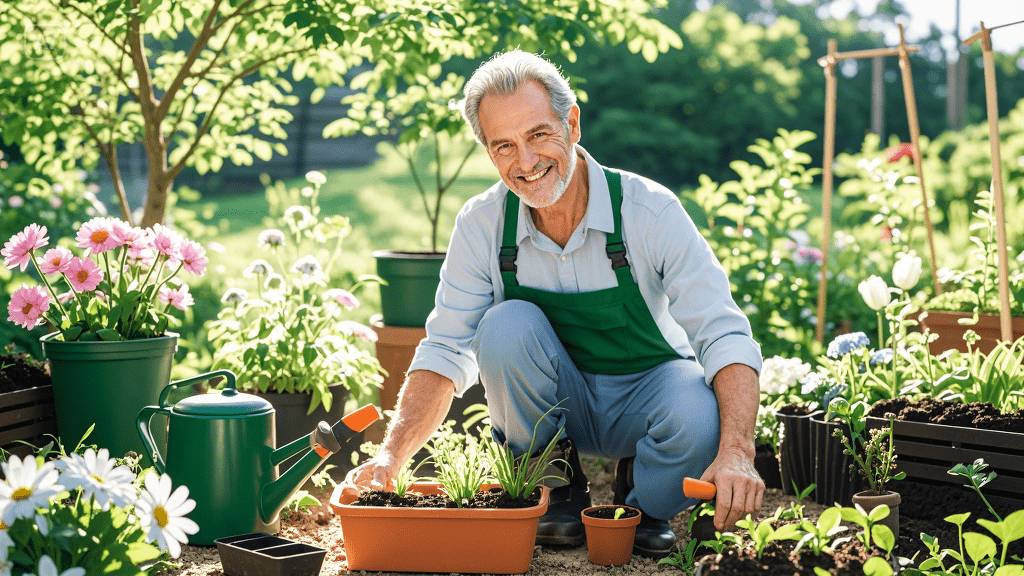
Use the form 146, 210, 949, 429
38, 247, 75, 275
177, 240, 208, 276
76, 217, 122, 255
339, 320, 378, 342
7, 285, 50, 329
2, 224, 49, 271
323, 288, 359, 309
158, 284, 195, 311
65, 257, 104, 292
149, 224, 182, 260
56, 291, 75, 304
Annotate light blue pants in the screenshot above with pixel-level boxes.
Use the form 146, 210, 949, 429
472, 300, 721, 520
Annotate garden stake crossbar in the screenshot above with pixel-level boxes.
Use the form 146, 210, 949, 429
963, 19, 1024, 344
813, 32, 941, 344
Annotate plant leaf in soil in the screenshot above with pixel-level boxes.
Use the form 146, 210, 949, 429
350, 486, 541, 509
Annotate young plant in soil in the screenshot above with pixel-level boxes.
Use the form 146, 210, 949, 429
827, 398, 905, 495
484, 404, 566, 499
426, 426, 490, 507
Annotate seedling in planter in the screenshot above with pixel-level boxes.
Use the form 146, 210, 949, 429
949, 458, 1001, 521
794, 507, 849, 555
839, 504, 896, 555
393, 457, 430, 498
735, 514, 802, 559
827, 399, 905, 494
485, 403, 566, 499
778, 482, 817, 522
428, 428, 490, 507
613, 507, 626, 520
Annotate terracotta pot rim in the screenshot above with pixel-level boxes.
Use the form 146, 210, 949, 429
852, 489, 901, 501
581, 505, 642, 527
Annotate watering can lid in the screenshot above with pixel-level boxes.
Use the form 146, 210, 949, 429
172, 388, 273, 416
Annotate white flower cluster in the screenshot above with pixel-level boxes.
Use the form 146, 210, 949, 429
759, 355, 812, 395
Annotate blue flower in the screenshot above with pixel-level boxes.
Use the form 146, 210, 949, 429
870, 348, 894, 365
826, 332, 869, 359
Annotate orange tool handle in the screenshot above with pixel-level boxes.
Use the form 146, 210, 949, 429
683, 477, 717, 500
341, 404, 382, 433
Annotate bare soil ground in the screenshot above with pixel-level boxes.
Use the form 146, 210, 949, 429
162, 458, 828, 576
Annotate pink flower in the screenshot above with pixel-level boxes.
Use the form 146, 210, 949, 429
339, 320, 377, 342
116, 223, 147, 248
885, 142, 914, 163
38, 247, 74, 275
57, 291, 75, 304
7, 285, 50, 329
149, 224, 182, 260
323, 288, 359, 309
177, 240, 208, 276
76, 217, 122, 254
159, 285, 195, 311
65, 257, 104, 292
2, 224, 49, 271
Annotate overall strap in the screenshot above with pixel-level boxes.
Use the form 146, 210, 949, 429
499, 192, 520, 288
602, 168, 634, 287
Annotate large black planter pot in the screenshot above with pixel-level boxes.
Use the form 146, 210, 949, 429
753, 446, 782, 489
373, 250, 446, 328
811, 414, 862, 506
256, 383, 361, 481
776, 407, 820, 496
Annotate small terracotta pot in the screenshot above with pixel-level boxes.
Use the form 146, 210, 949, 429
581, 505, 642, 566
852, 490, 901, 542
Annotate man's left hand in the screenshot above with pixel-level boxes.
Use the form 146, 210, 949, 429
698, 446, 764, 531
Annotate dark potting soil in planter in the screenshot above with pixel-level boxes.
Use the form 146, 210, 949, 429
697, 537, 884, 575
777, 403, 815, 416
0, 352, 51, 392
583, 506, 640, 520
351, 486, 541, 509
868, 397, 1024, 433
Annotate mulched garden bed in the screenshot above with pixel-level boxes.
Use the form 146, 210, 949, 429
868, 396, 1024, 432
0, 351, 51, 393
698, 538, 883, 575
351, 485, 542, 509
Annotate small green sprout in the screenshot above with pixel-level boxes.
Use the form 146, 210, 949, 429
613, 507, 626, 520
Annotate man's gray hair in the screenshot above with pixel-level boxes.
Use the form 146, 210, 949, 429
453, 50, 577, 145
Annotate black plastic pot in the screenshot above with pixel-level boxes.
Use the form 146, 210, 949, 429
215, 532, 327, 576
811, 414, 862, 506
753, 445, 782, 489
776, 407, 820, 495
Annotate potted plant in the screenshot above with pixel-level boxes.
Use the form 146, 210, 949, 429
920, 190, 1024, 355
0, 446, 198, 574
205, 172, 383, 475
581, 505, 642, 566
0, 348, 56, 460
329, 411, 560, 573
3, 217, 206, 459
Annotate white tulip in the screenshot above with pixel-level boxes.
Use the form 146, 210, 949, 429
892, 255, 922, 291
858, 275, 891, 310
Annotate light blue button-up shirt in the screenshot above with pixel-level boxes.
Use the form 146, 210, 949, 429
408, 145, 762, 396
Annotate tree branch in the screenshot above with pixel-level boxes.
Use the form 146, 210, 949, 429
187, 14, 244, 80
62, 0, 132, 58
154, 0, 223, 121
167, 47, 308, 179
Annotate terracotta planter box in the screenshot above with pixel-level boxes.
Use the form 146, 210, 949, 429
866, 416, 1024, 503
329, 482, 549, 574
919, 310, 1024, 356
0, 385, 58, 461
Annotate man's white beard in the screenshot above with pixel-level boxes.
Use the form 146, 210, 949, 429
518, 152, 577, 209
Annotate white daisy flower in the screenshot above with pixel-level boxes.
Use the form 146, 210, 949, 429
264, 273, 286, 291
305, 170, 327, 186
284, 206, 315, 229
242, 259, 273, 278
290, 255, 322, 275
0, 455, 63, 525
0, 522, 13, 561
257, 229, 286, 249
136, 472, 199, 559
24, 555, 85, 576
34, 514, 49, 536
56, 448, 137, 510
221, 288, 249, 303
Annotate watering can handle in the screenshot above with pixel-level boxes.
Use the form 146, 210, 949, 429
157, 369, 237, 407
137, 406, 168, 474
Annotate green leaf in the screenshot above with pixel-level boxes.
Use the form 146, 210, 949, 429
868, 504, 890, 522
871, 525, 895, 553
818, 507, 841, 533
862, 556, 893, 576
963, 532, 997, 564
96, 328, 122, 341
945, 512, 971, 527
813, 568, 831, 576
994, 565, 1024, 576
62, 325, 84, 341
1002, 509, 1024, 541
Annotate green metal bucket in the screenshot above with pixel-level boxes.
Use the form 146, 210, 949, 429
373, 250, 445, 328
41, 332, 176, 458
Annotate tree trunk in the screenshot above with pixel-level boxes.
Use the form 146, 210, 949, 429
140, 143, 171, 228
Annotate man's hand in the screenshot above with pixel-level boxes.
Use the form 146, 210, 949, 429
338, 451, 401, 505
699, 446, 764, 531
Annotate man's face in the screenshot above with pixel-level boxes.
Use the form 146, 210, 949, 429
477, 80, 581, 209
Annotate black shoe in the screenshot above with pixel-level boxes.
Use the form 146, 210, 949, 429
634, 513, 678, 559
613, 456, 678, 558
689, 512, 718, 543
536, 438, 590, 547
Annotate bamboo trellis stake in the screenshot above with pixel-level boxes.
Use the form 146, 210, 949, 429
963, 19, 1024, 343
813, 36, 940, 343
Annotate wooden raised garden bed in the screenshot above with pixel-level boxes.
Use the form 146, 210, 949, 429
0, 385, 58, 460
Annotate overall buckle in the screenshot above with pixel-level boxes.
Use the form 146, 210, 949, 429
499, 246, 518, 273
606, 243, 629, 269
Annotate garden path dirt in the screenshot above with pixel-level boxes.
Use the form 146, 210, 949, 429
162, 458, 829, 576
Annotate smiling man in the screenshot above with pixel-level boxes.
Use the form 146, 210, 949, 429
342, 50, 764, 558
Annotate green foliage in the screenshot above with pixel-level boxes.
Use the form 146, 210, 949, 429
484, 404, 566, 500
205, 174, 383, 413
794, 507, 849, 555
427, 423, 490, 507
735, 514, 803, 559
827, 399, 905, 494
840, 503, 896, 554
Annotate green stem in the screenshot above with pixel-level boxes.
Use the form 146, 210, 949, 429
29, 251, 70, 320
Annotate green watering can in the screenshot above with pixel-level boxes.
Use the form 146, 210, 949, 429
137, 370, 380, 545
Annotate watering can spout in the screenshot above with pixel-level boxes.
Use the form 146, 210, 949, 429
258, 404, 381, 524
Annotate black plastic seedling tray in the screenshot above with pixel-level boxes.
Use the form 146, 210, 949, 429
215, 532, 327, 576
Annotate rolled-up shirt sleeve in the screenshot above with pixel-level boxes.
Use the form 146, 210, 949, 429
407, 200, 497, 397
647, 198, 762, 386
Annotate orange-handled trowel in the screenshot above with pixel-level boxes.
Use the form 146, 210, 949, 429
683, 477, 717, 500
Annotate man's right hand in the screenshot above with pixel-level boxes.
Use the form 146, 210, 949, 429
338, 452, 401, 504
